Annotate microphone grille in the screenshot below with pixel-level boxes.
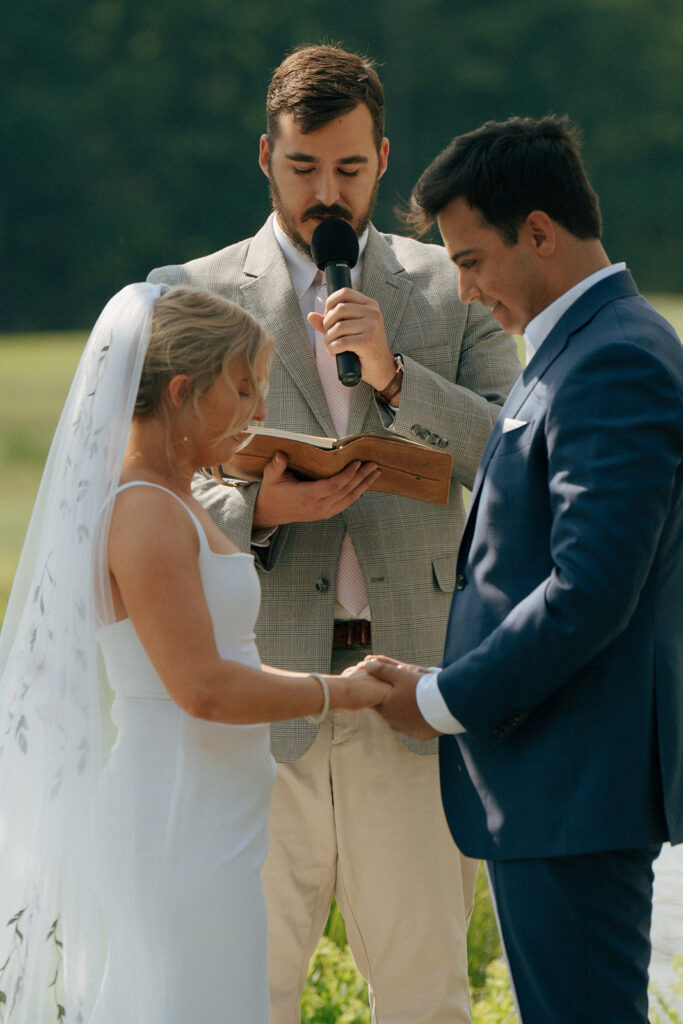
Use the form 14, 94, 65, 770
310, 218, 359, 271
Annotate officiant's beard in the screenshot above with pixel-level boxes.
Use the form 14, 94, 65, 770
268, 171, 379, 260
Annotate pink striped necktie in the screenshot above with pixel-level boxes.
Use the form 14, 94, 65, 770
314, 273, 369, 618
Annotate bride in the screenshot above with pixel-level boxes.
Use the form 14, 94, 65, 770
0, 282, 388, 1023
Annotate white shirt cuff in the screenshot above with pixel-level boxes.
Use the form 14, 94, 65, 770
251, 525, 278, 547
416, 671, 466, 734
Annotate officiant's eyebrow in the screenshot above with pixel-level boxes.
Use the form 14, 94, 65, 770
450, 248, 476, 264
285, 152, 369, 165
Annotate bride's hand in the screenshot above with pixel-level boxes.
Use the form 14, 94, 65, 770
340, 660, 372, 677
328, 670, 392, 710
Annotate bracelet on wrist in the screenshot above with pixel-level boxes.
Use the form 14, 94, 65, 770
374, 354, 404, 404
305, 673, 330, 723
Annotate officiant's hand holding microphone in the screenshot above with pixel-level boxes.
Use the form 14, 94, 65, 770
308, 218, 403, 399
253, 217, 398, 531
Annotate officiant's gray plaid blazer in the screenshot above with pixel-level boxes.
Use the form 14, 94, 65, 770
149, 215, 521, 760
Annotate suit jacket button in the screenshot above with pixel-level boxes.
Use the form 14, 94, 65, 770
455, 573, 467, 590
315, 578, 329, 593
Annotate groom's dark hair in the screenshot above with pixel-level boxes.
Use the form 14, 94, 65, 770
407, 115, 602, 244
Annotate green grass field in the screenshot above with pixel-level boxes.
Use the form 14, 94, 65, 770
1, 295, 682, 619
0, 331, 88, 618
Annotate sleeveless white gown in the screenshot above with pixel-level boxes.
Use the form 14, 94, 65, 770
91, 483, 276, 1024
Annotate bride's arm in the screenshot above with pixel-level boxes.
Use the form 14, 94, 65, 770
107, 488, 389, 723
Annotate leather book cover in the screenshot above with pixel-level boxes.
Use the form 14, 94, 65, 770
206, 426, 452, 506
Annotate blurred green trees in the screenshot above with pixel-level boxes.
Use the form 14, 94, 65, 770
3, 0, 682, 329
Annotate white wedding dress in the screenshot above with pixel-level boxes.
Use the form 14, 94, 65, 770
91, 483, 276, 1024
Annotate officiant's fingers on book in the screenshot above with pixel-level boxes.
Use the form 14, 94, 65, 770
335, 461, 381, 504
254, 455, 380, 527
297, 458, 380, 513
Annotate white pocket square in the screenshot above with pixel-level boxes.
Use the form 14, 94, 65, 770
502, 417, 528, 433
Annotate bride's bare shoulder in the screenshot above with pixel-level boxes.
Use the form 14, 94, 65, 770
108, 481, 199, 566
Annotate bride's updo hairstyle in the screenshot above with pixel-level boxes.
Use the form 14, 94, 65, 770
135, 286, 273, 434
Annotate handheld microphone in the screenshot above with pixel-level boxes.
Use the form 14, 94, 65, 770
310, 218, 362, 387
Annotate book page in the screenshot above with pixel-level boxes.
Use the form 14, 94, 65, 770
239, 425, 337, 450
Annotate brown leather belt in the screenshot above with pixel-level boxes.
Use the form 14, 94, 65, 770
332, 620, 372, 648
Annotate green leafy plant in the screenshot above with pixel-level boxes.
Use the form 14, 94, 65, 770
650, 955, 683, 1024
300, 938, 371, 1024
467, 865, 502, 989
470, 958, 518, 1024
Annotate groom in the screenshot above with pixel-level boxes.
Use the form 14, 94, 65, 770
368, 115, 683, 1024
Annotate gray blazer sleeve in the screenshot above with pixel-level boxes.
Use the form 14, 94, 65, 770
390, 301, 520, 489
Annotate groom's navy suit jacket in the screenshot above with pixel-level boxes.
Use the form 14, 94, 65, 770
437, 270, 683, 861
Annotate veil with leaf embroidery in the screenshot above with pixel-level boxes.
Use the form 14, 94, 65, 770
0, 282, 168, 1022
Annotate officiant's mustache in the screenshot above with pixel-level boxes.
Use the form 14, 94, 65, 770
303, 203, 353, 223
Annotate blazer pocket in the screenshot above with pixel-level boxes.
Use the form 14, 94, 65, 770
432, 554, 458, 593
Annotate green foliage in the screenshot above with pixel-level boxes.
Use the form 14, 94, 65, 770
467, 864, 502, 989
470, 959, 519, 1024
323, 900, 349, 950
650, 955, 683, 1024
3, 0, 683, 329
300, 938, 372, 1024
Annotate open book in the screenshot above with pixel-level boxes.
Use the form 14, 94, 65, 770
206, 425, 452, 506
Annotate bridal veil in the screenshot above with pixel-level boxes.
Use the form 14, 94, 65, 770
0, 283, 167, 1021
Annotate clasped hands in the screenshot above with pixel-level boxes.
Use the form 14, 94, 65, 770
341, 655, 441, 741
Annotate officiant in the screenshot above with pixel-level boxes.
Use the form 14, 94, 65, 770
148, 43, 521, 1024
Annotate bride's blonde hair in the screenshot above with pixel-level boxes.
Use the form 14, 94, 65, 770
135, 286, 273, 434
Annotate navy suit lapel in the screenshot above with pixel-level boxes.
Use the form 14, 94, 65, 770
466, 269, 640, 512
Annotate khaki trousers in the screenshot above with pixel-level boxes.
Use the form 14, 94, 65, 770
261, 704, 478, 1023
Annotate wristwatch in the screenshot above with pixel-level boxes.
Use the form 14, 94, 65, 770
374, 354, 404, 404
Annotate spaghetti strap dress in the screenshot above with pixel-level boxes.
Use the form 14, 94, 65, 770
91, 482, 276, 1024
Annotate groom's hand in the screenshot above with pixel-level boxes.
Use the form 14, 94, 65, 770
364, 659, 441, 740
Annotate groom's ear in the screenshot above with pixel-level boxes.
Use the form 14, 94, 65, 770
522, 210, 557, 258
168, 374, 191, 408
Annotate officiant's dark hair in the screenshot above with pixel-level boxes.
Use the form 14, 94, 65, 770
406, 115, 602, 244
266, 44, 385, 152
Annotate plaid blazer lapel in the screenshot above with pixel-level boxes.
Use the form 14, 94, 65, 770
345, 227, 416, 436
239, 220, 337, 438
